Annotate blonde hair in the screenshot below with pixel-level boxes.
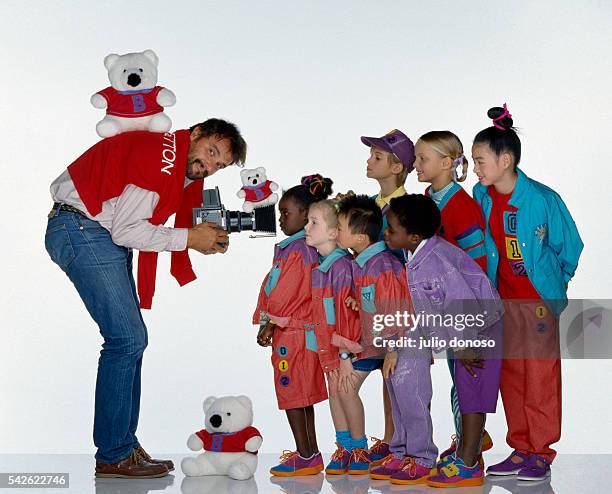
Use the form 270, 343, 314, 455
418, 130, 468, 182
309, 200, 338, 229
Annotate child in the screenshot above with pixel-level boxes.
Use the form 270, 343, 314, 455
359, 128, 416, 462
335, 194, 408, 475
414, 130, 493, 461
302, 200, 364, 475
253, 174, 333, 476
378, 194, 502, 487
472, 104, 583, 481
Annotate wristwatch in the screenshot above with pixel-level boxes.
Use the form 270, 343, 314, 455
339, 351, 352, 361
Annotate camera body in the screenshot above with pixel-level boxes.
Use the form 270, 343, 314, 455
193, 187, 276, 235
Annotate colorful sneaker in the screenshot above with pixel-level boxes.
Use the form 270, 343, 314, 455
368, 436, 390, 466
325, 443, 351, 475
516, 454, 551, 481
346, 448, 372, 475
427, 455, 484, 488
487, 450, 530, 476
369, 454, 405, 480
270, 450, 324, 477
389, 457, 436, 485
436, 451, 456, 471
437, 451, 485, 472
439, 430, 494, 460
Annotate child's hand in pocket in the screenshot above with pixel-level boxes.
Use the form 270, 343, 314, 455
344, 296, 358, 311
383, 351, 398, 379
455, 348, 484, 378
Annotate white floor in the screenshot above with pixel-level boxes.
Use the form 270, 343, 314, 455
0, 454, 606, 494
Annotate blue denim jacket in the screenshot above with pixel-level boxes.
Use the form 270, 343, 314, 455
473, 169, 583, 316
404, 235, 503, 348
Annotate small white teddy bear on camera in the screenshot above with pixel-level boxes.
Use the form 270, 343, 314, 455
181, 395, 263, 481
90, 49, 176, 138
236, 167, 279, 213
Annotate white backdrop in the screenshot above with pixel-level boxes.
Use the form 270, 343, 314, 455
1, 0, 611, 455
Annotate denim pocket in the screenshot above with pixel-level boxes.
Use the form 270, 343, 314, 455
422, 284, 444, 306
45, 223, 75, 272
360, 284, 376, 313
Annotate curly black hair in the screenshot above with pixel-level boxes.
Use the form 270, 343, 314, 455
389, 194, 440, 239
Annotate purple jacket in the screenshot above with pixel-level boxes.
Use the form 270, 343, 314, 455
404, 235, 503, 350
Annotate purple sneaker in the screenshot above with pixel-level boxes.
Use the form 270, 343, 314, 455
516, 454, 551, 481
487, 450, 530, 476
369, 455, 405, 480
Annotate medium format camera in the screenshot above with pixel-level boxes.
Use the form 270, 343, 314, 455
192, 187, 276, 235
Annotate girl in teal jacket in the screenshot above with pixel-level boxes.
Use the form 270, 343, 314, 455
471, 104, 583, 483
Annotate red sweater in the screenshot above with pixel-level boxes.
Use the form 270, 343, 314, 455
195, 427, 261, 454
68, 130, 202, 309
426, 183, 487, 272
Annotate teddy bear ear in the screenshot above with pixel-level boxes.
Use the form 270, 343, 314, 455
256, 166, 265, 174
240, 169, 249, 178
235, 395, 253, 411
103, 54, 120, 71
142, 49, 159, 67
203, 396, 217, 413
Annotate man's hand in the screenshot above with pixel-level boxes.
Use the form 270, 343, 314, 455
187, 222, 229, 254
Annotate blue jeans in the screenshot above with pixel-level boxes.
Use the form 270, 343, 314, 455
45, 210, 147, 463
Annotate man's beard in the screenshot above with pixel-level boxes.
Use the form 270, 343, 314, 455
186, 157, 208, 180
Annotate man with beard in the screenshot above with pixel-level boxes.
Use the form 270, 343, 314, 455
45, 118, 247, 478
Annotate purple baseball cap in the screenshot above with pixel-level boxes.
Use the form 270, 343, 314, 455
361, 129, 416, 173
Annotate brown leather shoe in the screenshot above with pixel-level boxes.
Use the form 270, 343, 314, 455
95, 449, 168, 478
135, 446, 175, 472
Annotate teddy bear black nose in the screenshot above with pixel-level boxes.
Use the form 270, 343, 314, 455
210, 414, 222, 428
127, 73, 142, 87
251, 179, 258, 184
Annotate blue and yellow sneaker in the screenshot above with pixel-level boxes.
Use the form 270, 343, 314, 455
427, 455, 484, 488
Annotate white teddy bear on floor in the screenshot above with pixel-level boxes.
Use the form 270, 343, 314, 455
181, 395, 263, 481
90, 49, 176, 137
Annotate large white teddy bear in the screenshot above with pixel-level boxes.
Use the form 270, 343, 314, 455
90, 49, 176, 137
181, 395, 263, 481
236, 167, 279, 213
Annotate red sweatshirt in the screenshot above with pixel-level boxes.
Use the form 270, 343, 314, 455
68, 129, 202, 309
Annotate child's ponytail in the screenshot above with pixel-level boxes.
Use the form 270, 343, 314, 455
474, 103, 522, 168
282, 173, 334, 210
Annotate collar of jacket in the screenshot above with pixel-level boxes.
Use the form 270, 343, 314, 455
278, 229, 305, 249
355, 240, 387, 268
476, 167, 532, 208
317, 247, 349, 273
406, 235, 440, 269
